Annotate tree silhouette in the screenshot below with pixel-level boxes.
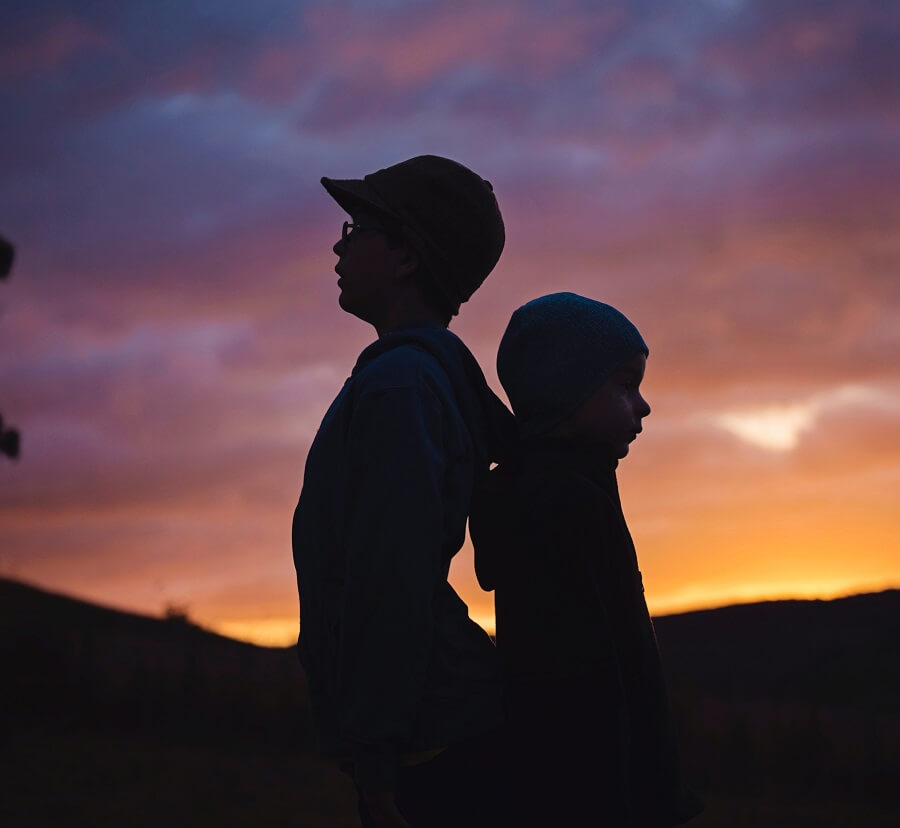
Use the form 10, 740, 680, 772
0, 235, 12, 277
1, 234, 20, 460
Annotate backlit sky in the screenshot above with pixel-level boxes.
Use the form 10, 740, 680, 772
2, 0, 898, 645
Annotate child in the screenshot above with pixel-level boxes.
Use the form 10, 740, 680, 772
471, 292, 701, 827
294, 156, 511, 828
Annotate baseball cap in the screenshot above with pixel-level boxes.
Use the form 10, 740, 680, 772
321, 155, 505, 314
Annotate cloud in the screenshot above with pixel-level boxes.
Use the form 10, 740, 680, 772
710, 385, 898, 451
0, 16, 116, 78
2, 0, 899, 641
715, 404, 817, 451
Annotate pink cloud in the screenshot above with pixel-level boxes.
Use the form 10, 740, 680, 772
0, 17, 116, 78
702, 4, 860, 78
148, 47, 235, 97
305, 1, 625, 89
243, 43, 316, 102
340, 6, 517, 85
3, 0, 900, 643
606, 56, 678, 106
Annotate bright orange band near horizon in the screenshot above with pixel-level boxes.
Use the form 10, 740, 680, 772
1, 0, 898, 653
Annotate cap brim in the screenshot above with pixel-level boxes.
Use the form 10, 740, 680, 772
320, 177, 398, 221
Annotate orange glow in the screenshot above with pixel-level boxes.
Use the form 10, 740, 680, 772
203, 578, 900, 648
209, 618, 299, 648
1, 0, 898, 656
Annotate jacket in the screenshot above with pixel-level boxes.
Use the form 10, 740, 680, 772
471, 442, 702, 826
292, 325, 513, 792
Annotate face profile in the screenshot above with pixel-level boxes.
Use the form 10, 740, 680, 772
555, 352, 651, 459
330, 210, 407, 325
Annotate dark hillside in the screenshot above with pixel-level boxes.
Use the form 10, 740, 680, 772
655, 589, 900, 711
2, 577, 899, 826
0, 577, 310, 747
1, 578, 360, 827
653, 591, 900, 804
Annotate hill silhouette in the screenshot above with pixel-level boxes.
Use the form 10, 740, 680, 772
0, 577, 361, 827
653, 591, 900, 808
2, 577, 899, 826
656, 590, 900, 711
0, 577, 310, 746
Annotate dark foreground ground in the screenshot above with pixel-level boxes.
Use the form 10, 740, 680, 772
5, 726, 899, 827
2, 578, 899, 826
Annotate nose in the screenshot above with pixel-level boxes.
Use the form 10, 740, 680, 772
638, 392, 651, 419
333, 236, 345, 256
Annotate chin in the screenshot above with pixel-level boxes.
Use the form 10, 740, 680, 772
338, 294, 377, 327
337, 291, 360, 317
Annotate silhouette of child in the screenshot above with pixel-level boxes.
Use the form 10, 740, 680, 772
472, 292, 702, 827
293, 156, 512, 828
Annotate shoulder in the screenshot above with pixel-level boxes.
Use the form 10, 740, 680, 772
484, 461, 617, 537
354, 343, 451, 397
531, 464, 613, 516
473, 459, 617, 589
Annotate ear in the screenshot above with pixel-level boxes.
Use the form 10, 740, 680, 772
392, 243, 420, 282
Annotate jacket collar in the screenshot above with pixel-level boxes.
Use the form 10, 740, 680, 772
515, 438, 619, 487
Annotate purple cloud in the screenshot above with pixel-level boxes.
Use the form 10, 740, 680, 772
2, 0, 899, 639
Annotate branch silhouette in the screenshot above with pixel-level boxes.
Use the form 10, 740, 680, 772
1, 234, 20, 460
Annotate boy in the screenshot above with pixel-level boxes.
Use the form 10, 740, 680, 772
471, 292, 701, 827
292, 156, 513, 827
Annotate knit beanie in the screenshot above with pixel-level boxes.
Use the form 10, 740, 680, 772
497, 292, 649, 439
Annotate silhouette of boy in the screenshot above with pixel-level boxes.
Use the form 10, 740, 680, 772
472, 292, 702, 827
292, 156, 512, 828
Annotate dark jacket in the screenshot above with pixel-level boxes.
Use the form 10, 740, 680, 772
471, 442, 701, 827
292, 325, 513, 792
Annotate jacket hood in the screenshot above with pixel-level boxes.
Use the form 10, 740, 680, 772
469, 462, 520, 592
470, 442, 619, 592
353, 326, 516, 472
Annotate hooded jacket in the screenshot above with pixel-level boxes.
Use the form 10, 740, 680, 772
471, 443, 701, 827
292, 325, 513, 792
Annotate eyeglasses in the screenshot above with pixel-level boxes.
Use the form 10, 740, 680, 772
341, 221, 387, 243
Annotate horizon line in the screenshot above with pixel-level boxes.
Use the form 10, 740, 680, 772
4, 573, 898, 649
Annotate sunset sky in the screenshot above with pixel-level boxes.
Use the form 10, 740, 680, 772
2, 0, 898, 646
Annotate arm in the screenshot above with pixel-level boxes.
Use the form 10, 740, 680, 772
555, 480, 636, 825
494, 473, 635, 824
339, 382, 447, 794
